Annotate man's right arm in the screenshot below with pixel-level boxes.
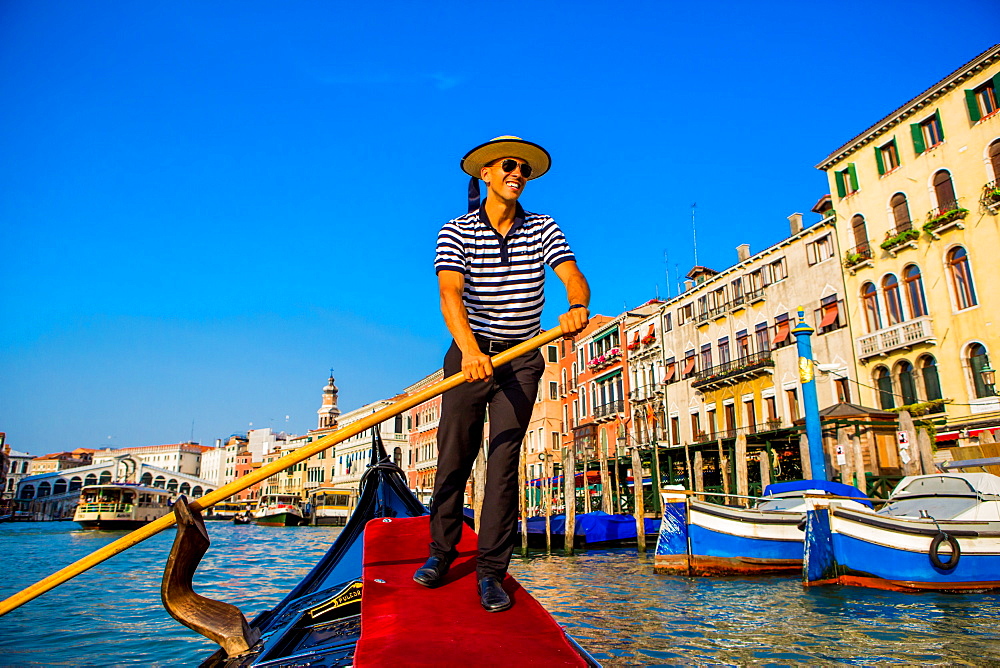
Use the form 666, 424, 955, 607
438, 270, 493, 381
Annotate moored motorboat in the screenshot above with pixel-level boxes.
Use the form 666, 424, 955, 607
73, 483, 173, 530
655, 480, 872, 576
252, 494, 306, 527
519, 511, 659, 549
803, 472, 1000, 593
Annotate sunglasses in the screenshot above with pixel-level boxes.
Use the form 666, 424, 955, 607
496, 158, 532, 179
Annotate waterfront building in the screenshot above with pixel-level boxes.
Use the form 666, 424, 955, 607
404, 370, 442, 504
27, 449, 93, 475
3, 446, 33, 502
199, 443, 224, 487
628, 210, 857, 491
324, 399, 408, 493
524, 340, 566, 513
817, 44, 1000, 447
91, 442, 210, 477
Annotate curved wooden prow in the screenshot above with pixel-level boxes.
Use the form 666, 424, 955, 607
161, 497, 260, 657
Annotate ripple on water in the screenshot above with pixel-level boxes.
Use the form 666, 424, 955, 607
3, 525, 1000, 666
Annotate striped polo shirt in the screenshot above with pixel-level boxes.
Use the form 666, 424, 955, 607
435, 203, 576, 341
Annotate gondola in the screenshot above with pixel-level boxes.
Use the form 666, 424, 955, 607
159, 428, 599, 667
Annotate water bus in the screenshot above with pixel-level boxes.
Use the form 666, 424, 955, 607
309, 487, 355, 526
73, 483, 173, 530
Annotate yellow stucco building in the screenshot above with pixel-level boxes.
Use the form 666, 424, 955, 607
818, 44, 1000, 445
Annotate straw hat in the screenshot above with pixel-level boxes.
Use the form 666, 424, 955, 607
460, 136, 551, 180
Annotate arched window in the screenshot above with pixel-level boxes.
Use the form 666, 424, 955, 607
167, 479, 179, 492
38, 481, 51, 497
890, 193, 912, 231
933, 170, 958, 213
393, 446, 402, 468
969, 343, 994, 398
99, 471, 112, 485
896, 360, 917, 406
153, 475, 166, 489
21, 462, 29, 474
53, 479, 67, 495
851, 215, 869, 253
862, 282, 882, 333
21, 484, 35, 500
903, 265, 928, 318
874, 367, 894, 409
920, 355, 943, 404
989, 139, 1000, 181
69, 476, 82, 491
948, 246, 978, 309
882, 274, 904, 325
140, 472, 153, 486
192, 486, 203, 497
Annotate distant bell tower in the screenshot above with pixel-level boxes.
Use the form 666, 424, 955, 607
317, 370, 341, 430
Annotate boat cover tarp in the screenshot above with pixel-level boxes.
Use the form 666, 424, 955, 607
892, 472, 1000, 498
522, 511, 659, 542
762, 479, 873, 508
354, 515, 587, 667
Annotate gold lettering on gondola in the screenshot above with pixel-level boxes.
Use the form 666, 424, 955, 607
307, 580, 363, 618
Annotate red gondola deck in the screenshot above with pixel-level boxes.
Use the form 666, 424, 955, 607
354, 515, 588, 667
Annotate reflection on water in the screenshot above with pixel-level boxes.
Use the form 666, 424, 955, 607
2, 523, 999, 666
510, 550, 1000, 666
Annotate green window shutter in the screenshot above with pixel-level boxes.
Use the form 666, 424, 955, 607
848, 163, 859, 191
935, 109, 944, 141
966, 89, 982, 123
834, 170, 846, 198
911, 123, 925, 155
875, 145, 885, 176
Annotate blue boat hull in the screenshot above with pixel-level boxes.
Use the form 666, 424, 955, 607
804, 504, 1000, 593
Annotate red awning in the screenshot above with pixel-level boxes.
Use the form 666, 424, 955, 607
936, 427, 999, 442
772, 321, 790, 344
819, 302, 839, 328
662, 364, 675, 382
646, 324, 655, 337
683, 356, 696, 374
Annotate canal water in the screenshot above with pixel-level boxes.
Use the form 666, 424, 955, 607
1, 521, 999, 666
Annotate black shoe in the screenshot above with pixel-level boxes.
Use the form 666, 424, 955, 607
478, 576, 512, 612
413, 556, 450, 588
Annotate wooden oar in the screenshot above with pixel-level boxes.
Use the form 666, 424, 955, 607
0, 326, 565, 617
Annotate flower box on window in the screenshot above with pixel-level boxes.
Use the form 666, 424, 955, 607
880, 228, 920, 254
923, 207, 969, 235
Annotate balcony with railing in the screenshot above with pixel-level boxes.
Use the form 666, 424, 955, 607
691, 351, 775, 390
880, 224, 920, 257
690, 419, 785, 444
857, 315, 936, 359
745, 287, 765, 304
593, 399, 625, 421
707, 302, 729, 321
924, 198, 969, 238
558, 382, 577, 397
628, 383, 662, 403
844, 241, 874, 273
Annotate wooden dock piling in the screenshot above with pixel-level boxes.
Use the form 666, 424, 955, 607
564, 445, 576, 556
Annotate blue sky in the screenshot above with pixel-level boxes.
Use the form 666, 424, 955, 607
2, 1, 997, 455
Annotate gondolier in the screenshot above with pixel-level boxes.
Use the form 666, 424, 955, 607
413, 136, 591, 612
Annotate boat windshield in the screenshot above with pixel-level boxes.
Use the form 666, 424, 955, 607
755, 496, 805, 511
879, 495, 978, 519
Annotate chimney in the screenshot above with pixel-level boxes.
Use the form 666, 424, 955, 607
684, 279, 694, 291
737, 244, 751, 262
788, 212, 804, 235
215, 438, 222, 448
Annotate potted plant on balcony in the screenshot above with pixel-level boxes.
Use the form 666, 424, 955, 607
923, 206, 970, 234
843, 251, 866, 269
981, 183, 1000, 212
641, 332, 656, 345
880, 228, 920, 252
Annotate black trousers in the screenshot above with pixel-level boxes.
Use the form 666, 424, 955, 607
429, 340, 545, 579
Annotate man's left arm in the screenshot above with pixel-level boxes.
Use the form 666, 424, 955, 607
554, 260, 590, 338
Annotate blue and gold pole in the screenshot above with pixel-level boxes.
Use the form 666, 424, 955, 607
792, 307, 827, 481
